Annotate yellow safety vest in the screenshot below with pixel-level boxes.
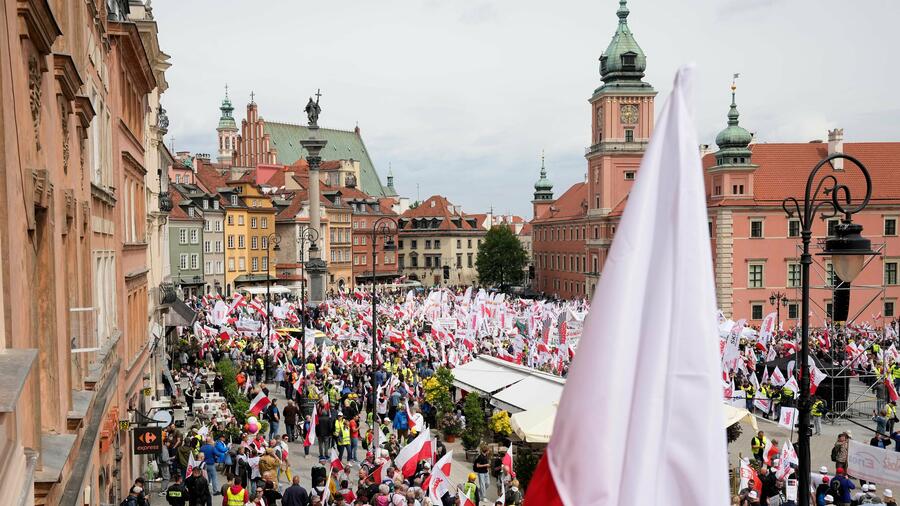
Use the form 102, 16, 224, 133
752, 436, 767, 453
226, 488, 245, 506
811, 400, 825, 417
892, 365, 900, 380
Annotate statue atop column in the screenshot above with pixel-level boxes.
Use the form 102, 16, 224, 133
304, 89, 322, 128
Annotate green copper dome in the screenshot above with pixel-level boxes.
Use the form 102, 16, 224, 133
533, 155, 553, 201
599, 0, 647, 84
217, 89, 236, 131
715, 88, 752, 152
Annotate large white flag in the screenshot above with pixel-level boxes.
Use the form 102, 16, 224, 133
525, 66, 729, 505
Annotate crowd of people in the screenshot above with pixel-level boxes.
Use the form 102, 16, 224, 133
721, 311, 900, 506
122, 286, 582, 506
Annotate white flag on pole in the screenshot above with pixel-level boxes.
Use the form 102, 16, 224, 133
525, 66, 729, 505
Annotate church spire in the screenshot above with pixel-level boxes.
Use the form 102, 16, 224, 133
714, 76, 753, 165
599, 0, 647, 86
218, 84, 236, 131
533, 150, 553, 201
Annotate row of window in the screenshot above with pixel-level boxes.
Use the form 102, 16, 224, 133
352, 252, 397, 266
224, 215, 270, 229
744, 217, 898, 239
225, 235, 272, 250
179, 228, 200, 245
225, 256, 270, 272
536, 253, 599, 275
331, 228, 351, 244
204, 261, 225, 275
748, 300, 898, 320
398, 238, 483, 250
397, 253, 474, 269
537, 277, 587, 296
745, 261, 900, 288
179, 253, 200, 271
203, 240, 223, 253
204, 219, 223, 232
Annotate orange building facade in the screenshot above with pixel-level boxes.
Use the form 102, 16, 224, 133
0, 1, 173, 504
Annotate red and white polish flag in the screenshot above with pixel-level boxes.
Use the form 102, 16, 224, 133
304, 405, 317, 446
524, 67, 729, 505
248, 391, 271, 416
394, 429, 432, 478
329, 447, 344, 472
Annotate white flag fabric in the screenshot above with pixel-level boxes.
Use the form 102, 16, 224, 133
525, 66, 729, 505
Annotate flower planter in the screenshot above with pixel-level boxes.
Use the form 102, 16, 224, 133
445, 434, 457, 443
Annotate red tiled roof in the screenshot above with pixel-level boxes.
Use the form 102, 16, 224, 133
703, 142, 900, 205
275, 191, 308, 221
532, 182, 588, 223
519, 221, 532, 236
168, 186, 191, 220
400, 195, 481, 231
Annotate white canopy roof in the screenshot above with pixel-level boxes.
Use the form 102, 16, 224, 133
451, 358, 528, 396
490, 375, 565, 413
241, 285, 295, 295
510, 402, 757, 444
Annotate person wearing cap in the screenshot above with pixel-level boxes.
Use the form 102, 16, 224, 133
832, 433, 850, 474
120, 485, 142, 506
824, 494, 835, 505
885, 488, 897, 506
833, 467, 855, 506
816, 476, 832, 506
740, 489, 760, 506
184, 466, 211, 506
463, 473, 480, 504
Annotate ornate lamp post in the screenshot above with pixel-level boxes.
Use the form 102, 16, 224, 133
769, 291, 789, 333
265, 233, 281, 347
782, 153, 878, 506
370, 217, 396, 412
296, 226, 319, 362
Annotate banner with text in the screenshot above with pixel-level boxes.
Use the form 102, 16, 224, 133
849, 440, 900, 485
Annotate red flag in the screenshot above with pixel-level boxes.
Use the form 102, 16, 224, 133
329, 447, 344, 472
501, 445, 513, 473
304, 405, 317, 446
367, 459, 391, 484
886, 378, 899, 403
248, 391, 271, 416
394, 429, 433, 478
405, 399, 417, 431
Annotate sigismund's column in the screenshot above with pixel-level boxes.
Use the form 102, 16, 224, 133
300, 91, 328, 303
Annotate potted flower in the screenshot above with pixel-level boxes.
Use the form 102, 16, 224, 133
438, 415, 462, 442
489, 410, 513, 443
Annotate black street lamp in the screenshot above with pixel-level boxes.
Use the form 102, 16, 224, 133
769, 291, 789, 333
782, 153, 878, 506
265, 233, 281, 349
297, 226, 319, 364
370, 217, 396, 413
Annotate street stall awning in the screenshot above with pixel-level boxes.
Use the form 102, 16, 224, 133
451, 358, 529, 396
241, 284, 294, 295
510, 402, 557, 444
490, 374, 565, 413
510, 402, 757, 445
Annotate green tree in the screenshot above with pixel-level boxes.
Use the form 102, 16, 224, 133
476, 226, 528, 286
461, 392, 486, 451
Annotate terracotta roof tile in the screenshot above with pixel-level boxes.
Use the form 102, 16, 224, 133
703, 142, 900, 205
399, 195, 480, 231
532, 182, 588, 223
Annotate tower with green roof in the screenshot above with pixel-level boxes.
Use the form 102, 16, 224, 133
217, 85, 238, 166
708, 81, 757, 200
584, 0, 657, 297
532, 152, 554, 218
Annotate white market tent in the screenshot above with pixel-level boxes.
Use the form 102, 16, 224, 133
510, 401, 758, 444
241, 285, 295, 295
451, 358, 529, 396
491, 374, 565, 413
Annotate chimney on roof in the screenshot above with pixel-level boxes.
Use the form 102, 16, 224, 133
828, 128, 844, 171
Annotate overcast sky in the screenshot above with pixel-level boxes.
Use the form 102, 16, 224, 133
153, 0, 899, 218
